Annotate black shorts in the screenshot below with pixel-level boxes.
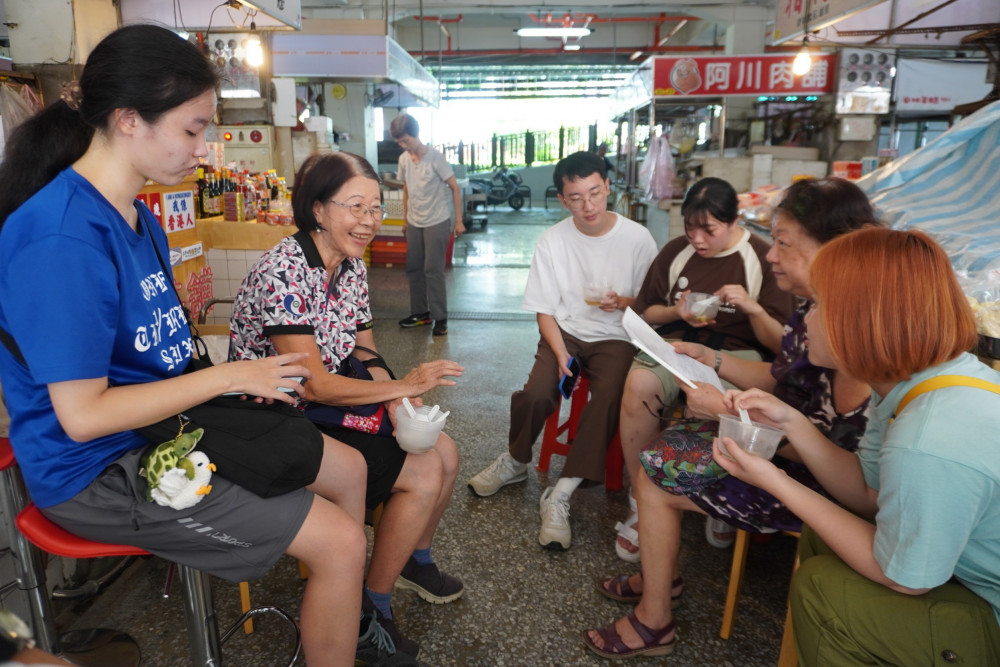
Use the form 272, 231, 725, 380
315, 425, 406, 509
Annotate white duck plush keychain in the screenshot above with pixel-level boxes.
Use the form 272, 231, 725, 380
139, 426, 215, 510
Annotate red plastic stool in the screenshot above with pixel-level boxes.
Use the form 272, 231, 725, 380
536, 375, 625, 490
1, 437, 300, 666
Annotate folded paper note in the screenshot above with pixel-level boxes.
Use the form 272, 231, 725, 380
622, 307, 725, 392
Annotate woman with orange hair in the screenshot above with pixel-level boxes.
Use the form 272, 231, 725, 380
718, 227, 1000, 665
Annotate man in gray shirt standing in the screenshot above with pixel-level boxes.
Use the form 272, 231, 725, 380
390, 113, 465, 336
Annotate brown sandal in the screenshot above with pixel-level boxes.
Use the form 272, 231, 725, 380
582, 612, 676, 659
596, 573, 683, 609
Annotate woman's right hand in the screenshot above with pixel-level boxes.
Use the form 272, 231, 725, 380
401, 359, 464, 395
218, 352, 312, 404
671, 341, 714, 367
723, 387, 801, 431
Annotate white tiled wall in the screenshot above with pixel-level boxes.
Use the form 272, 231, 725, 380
205, 248, 268, 325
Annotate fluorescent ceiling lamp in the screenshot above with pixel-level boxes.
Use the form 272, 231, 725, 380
516, 27, 591, 38
564, 44, 581, 51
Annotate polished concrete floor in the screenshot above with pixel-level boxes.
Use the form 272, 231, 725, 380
41, 205, 796, 666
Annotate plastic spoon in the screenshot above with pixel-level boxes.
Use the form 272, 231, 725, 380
427, 405, 441, 422
435, 410, 450, 423
401, 397, 417, 419
738, 406, 752, 425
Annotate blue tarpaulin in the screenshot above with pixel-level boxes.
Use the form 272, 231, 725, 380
857, 99, 1000, 278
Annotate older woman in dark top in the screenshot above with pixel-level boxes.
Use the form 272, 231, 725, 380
585, 177, 878, 659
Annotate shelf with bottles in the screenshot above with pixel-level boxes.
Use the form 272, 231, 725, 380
195, 166, 292, 225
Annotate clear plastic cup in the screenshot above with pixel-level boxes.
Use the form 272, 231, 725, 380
717, 413, 784, 460
583, 280, 611, 306
394, 404, 447, 454
686, 292, 721, 323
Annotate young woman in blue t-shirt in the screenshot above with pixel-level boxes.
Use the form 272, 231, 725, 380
0, 24, 393, 667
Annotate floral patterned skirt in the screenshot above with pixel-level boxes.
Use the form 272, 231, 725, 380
639, 418, 823, 534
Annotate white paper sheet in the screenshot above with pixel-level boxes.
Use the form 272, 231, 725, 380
622, 307, 725, 392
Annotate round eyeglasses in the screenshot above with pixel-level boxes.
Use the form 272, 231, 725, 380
328, 200, 387, 222
563, 190, 608, 210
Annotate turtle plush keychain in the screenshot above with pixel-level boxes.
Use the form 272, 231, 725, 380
139, 417, 215, 510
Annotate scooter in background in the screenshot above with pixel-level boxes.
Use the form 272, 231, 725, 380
467, 167, 531, 210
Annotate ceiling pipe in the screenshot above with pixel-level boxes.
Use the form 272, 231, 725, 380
406, 44, 722, 58
527, 12, 697, 25
656, 19, 689, 47
412, 14, 462, 51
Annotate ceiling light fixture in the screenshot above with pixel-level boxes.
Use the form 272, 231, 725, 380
793, 25, 813, 76
246, 35, 264, 68
629, 51, 644, 61
516, 27, 592, 38
564, 44, 581, 51
793, 40, 812, 76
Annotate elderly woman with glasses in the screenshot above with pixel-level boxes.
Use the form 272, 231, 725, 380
229, 151, 464, 658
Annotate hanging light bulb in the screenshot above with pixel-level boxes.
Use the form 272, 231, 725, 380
793, 38, 812, 76
246, 34, 264, 68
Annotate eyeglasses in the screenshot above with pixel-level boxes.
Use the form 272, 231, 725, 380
563, 189, 607, 210
328, 200, 386, 222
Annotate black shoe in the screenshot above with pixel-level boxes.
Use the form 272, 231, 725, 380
432, 320, 448, 336
362, 590, 420, 658
355, 613, 419, 666
398, 312, 431, 328
395, 556, 464, 603
374, 607, 420, 658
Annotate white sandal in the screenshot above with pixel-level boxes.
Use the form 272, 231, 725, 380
614, 490, 641, 563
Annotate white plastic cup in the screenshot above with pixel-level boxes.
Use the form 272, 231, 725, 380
394, 404, 447, 454
717, 413, 784, 460
685, 292, 721, 322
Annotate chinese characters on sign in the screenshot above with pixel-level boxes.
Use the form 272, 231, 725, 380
653, 54, 837, 97
163, 190, 197, 233
183, 266, 215, 326
773, 0, 885, 44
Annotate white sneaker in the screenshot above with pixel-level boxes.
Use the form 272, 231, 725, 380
538, 487, 572, 550
705, 517, 737, 548
467, 452, 528, 497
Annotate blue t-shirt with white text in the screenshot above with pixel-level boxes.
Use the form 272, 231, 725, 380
0, 168, 191, 507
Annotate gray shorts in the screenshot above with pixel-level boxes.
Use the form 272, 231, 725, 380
41, 447, 313, 583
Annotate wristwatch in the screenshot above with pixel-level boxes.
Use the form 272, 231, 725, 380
714, 349, 723, 372
0, 609, 35, 660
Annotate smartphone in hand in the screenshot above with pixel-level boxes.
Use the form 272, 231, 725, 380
558, 356, 582, 399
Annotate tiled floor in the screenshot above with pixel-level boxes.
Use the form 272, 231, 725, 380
39, 206, 796, 666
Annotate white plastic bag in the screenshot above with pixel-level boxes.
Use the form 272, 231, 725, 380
639, 134, 676, 203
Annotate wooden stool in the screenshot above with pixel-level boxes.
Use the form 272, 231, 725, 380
536, 375, 624, 491
719, 528, 800, 666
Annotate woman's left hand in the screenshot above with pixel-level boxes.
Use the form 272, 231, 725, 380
680, 381, 727, 420
384, 396, 422, 429
712, 435, 784, 491
715, 284, 763, 316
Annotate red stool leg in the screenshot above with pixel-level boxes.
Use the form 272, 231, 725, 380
604, 431, 624, 491
536, 406, 563, 471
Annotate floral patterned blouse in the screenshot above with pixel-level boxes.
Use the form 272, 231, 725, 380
228, 230, 372, 374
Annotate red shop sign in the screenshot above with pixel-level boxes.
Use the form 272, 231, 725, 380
652, 54, 837, 97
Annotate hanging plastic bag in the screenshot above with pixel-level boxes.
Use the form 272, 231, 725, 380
639, 134, 677, 203
0, 82, 40, 142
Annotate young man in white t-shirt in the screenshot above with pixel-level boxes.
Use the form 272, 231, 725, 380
468, 151, 658, 550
